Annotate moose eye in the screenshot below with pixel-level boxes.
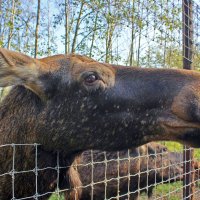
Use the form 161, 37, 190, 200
84, 73, 99, 85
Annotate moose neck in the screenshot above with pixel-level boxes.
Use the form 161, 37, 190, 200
0, 86, 43, 145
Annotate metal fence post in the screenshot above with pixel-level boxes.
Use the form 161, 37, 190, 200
182, 0, 195, 199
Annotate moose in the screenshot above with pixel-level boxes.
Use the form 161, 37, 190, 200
65, 142, 183, 200
0, 47, 200, 199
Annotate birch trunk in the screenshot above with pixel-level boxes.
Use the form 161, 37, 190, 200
89, 13, 98, 57
129, 0, 135, 66
34, 0, 41, 58
7, 0, 16, 50
65, 0, 69, 54
71, 1, 84, 53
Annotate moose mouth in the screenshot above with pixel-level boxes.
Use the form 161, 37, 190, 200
158, 115, 200, 147
176, 130, 200, 147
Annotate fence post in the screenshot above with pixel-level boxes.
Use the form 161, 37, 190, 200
182, 0, 195, 200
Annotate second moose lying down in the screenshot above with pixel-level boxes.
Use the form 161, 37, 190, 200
65, 142, 184, 200
1, 48, 200, 199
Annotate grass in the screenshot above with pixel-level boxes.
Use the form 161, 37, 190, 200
48, 142, 200, 200
49, 194, 64, 200
149, 141, 200, 200
138, 181, 183, 200
162, 141, 200, 159
151, 181, 183, 200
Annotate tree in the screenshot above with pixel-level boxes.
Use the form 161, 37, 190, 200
34, 0, 40, 58
7, 0, 16, 49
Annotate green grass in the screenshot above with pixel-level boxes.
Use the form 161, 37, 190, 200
161, 141, 200, 160
49, 194, 64, 200
152, 181, 183, 200
152, 141, 200, 200
161, 141, 183, 152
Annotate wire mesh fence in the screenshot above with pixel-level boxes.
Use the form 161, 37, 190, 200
67, 143, 200, 200
1, 143, 199, 199
1, 0, 200, 200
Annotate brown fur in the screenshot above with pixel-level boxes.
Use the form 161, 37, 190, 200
65, 143, 183, 200
65, 158, 83, 200
1, 48, 200, 199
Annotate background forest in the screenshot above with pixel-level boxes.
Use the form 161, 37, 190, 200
1, 0, 200, 69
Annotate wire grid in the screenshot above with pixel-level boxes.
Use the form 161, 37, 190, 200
69, 143, 200, 200
183, 0, 200, 69
1, 143, 198, 199
1, 0, 200, 200
192, 1, 200, 70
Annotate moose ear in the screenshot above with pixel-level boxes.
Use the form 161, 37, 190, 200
0, 48, 48, 100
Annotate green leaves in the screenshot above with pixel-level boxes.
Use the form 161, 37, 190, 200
0, 0, 193, 69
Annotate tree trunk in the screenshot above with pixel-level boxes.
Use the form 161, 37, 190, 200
17, 31, 21, 52
89, 13, 98, 57
7, 0, 16, 50
136, 1, 144, 66
105, 0, 115, 63
0, 0, 4, 47
23, 18, 30, 53
47, 0, 51, 56
34, 0, 41, 58
105, 22, 114, 63
105, 20, 110, 63
65, 0, 69, 54
129, 0, 135, 66
0, 0, 2, 34
71, 1, 84, 53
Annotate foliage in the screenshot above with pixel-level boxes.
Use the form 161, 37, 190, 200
1, 0, 198, 66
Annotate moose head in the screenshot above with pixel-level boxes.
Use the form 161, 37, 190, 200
0, 48, 200, 153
